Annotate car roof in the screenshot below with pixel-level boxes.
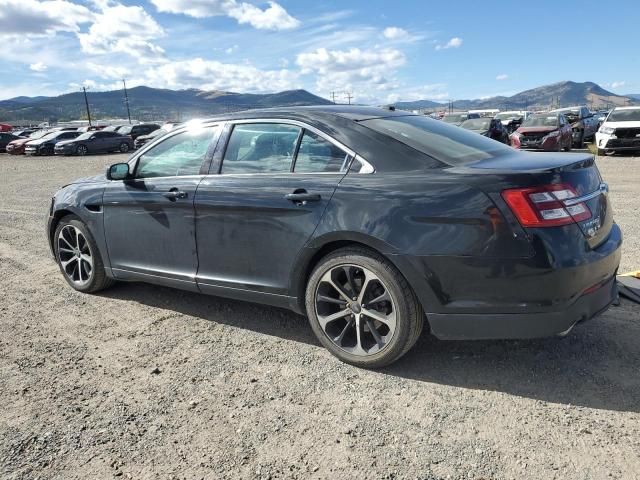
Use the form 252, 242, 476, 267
198, 105, 414, 124
612, 106, 640, 111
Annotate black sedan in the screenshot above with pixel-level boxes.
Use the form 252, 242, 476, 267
54, 131, 134, 156
24, 130, 81, 155
0, 132, 25, 152
460, 117, 510, 144
46, 107, 621, 368
133, 127, 167, 149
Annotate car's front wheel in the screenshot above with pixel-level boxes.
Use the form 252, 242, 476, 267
54, 216, 114, 293
119, 142, 130, 153
305, 247, 424, 368
76, 144, 88, 156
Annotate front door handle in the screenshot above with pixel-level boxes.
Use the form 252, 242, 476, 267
285, 191, 321, 204
163, 189, 188, 200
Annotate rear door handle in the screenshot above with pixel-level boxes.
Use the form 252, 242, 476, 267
285, 192, 321, 204
163, 189, 188, 200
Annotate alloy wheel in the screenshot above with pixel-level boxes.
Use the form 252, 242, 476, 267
57, 225, 93, 287
77, 145, 87, 156
315, 264, 397, 356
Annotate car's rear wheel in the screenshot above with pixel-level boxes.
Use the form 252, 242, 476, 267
54, 216, 114, 293
119, 142, 130, 153
305, 247, 424, 368
76, 144, 88, 156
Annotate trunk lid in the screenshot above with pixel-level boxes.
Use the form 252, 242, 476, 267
464, 152, 612, 248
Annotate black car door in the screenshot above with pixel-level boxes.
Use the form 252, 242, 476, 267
194, 121, 353, 303
102, 124, 221, 290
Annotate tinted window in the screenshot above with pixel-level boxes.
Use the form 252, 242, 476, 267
606, 109, 640, 122
294, 131, 348, 173
221, 123, 300, 174
361, 115, 512, 166
135, 126, 218, 178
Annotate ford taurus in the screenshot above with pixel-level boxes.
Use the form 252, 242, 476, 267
47, 107, 622, 368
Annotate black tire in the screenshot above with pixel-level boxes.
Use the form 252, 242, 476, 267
119, 142, 130, 153
305, 247, 424, 368
563, 136, 572, 152
53, 215, 114, 293
76, 144, 88, 156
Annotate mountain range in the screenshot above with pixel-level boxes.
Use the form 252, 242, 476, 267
0, 81, 637, 123
394, 81, 638, 111
0, 87, 332, 122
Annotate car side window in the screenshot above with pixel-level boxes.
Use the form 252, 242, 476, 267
135, 126, 218, 179
221, 123, 300, 174
294, 130, 349, 173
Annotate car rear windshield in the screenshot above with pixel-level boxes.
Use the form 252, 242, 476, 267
442, 114, 466, 123
360, 115, 512, 166
522, 115, 559, 127
606, 109, 640, 122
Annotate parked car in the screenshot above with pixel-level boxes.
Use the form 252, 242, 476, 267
0, 132, 24, 152
494, 111, 533, 133
441, 112, 480, 126
46, 107, 621, 368
11, 129, 36, 137
511, 113, 573, 151
77, 125, 106, 133
5, 130, 51, 155
102, 125, 127, 132
593, 110, 610, 130
54, 131, 134, 156
118, 123, 161, 141
595, 106, 640, 155
24, 130, 82, 156
550, 106, 598, 147
460, 117, 510, 144
134, 128, 167, 149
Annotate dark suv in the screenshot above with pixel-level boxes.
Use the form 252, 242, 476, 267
118, 124, 161, 141
54, 131, 134, 156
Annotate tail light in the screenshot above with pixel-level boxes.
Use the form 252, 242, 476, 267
502, 184, 591, 227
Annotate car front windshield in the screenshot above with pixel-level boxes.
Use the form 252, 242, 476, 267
76, 132, 93, 140
606, 109, 640, 122
30, 130, 48, 139
360, 115, 512, 166
495, 112, 520, 120
522, 115, 559, 127
461, 118, 491, 130
119, 126, 132, 135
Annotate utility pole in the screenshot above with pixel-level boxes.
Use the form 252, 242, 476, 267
122, 78, 132, 124
345, 92, 353, 105
330, 91, 338, 103
82, 86, 92, 127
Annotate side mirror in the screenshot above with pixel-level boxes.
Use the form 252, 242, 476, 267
106, 162, 130, 180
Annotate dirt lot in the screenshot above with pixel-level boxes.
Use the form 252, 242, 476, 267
0, 151, 639, 480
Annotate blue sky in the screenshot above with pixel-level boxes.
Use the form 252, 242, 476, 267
0, 0, 638, 103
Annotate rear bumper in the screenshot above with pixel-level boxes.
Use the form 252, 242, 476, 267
427, 275, 617, 340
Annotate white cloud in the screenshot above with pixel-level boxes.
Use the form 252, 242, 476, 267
611, 80, 626, 89
86, 62, 130, 80
0, 0, 94, 38
435, 37, 462, 50
150, 0, 299, 30
296, 47, 406, 103
496, 74, 509, 81
29, 62, 48, 72
383, 27, 408, 40
143, 58, 299, 92
225, 44, 239, 54
77, 4, 166, 61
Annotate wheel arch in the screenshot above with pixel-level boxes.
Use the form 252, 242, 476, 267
289, 232, 438, 323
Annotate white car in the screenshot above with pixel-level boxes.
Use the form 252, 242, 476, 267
595, 106, 640, 155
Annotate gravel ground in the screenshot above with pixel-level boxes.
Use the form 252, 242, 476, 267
0, 151, 639, 480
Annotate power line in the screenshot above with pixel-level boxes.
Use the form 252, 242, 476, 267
82, 86, 92, 127
122, 79, 131, 124
345, 92, 353, 105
